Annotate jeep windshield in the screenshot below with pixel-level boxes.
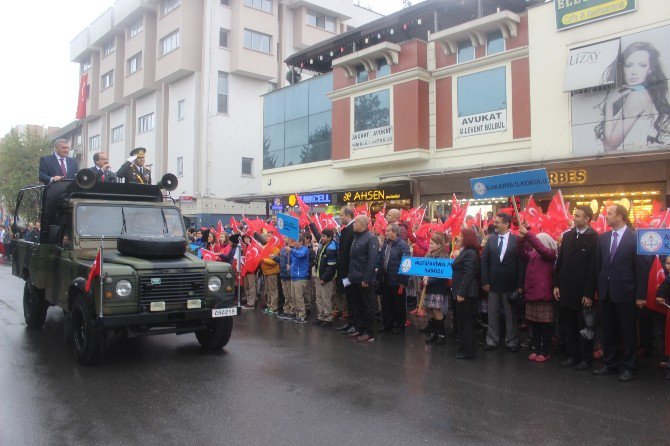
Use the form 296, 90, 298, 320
76, 205, 185, 237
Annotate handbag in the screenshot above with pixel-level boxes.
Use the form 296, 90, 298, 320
507, 289, 524, 305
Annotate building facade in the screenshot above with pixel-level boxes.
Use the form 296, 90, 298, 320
247, 0, 670, 220
69, 0, 380, 226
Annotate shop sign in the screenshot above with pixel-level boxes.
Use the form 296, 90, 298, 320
637, 229, 670, 255
555, 0, 636, 31
300, 193, 331, 205
548, 169, 587, 186
179, 195, 195, 202
458, 110, 506, 137
470, 169, 551, 199
351, 125, 393, 150
271, 197, 283, 211
341, 187, 409, 202
397, 256, 454, 279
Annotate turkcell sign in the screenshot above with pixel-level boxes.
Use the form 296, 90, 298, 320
397, 256, 454, 279
470, 168, 551, 199
276, 212, 300, 240
637, 229, 670, 255
301, 193, 331, 205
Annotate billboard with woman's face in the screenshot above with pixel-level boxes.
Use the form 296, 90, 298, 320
571, 25, 670, 156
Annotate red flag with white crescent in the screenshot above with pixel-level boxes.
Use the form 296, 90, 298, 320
84, 248, 101, 292
76, 73, 88, 119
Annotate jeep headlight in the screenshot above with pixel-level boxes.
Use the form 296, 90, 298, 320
116, 280, 132, 297
225, 273, 233, 280
208, 276, 222, 292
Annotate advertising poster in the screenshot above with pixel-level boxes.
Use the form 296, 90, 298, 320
555, 0, 636, 31
571, 25, 670, 156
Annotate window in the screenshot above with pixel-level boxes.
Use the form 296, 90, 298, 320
220, 0, 230, 5
111, 125, 124, 143
241, 157, 253, 176
129, 16, 143, 39
219, 28, 229, 48
177, 99, 185, 120
243, 29, 272, 54
486, 30, 505, 55
356, 65, 368, 83
354, 89, 390, 132
89, 134, 101, 151
376, 58, 391, 77
263, 73, 333, 169
161, 0, 181, 16
457, 39, 474, 63
217, 71, 229, 114
127, 52, 142, 75
244, 0, 272, 13
456, 67, 507, 136
80, 57, 91, 74
160, 30, 180, 56
102, 38, 115, 57
101, 70, 114, 90
75, 134, 82, 147
177, 157, 184, 176
137, 113, 155, 134
307, 9, 336, 32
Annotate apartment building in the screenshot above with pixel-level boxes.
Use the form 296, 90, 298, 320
69, 0, 380, 226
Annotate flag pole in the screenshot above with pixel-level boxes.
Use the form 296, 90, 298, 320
511, 195, 522, 227
99, 236, 104, 318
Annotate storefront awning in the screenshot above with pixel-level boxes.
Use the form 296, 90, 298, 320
563, 39, 620, 92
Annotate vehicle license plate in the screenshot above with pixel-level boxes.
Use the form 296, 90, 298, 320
212, 307, 237, 318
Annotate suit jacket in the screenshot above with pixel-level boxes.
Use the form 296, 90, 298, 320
481, 232, 525, 293
452, 248, 480, 298
38, 154, 78, 184
554, 227, 598, 309
93, 166, 117, 183
335, 222, 355, 293
585, 227, 650, 303
116, 161, 151, 184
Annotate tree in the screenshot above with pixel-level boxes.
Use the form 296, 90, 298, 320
262, 135, 278, 169
354, 93, 390, 132
300, 124, 332, 164
0, 127, 51, 214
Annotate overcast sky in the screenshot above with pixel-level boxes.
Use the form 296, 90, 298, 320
0, 0, 424, 134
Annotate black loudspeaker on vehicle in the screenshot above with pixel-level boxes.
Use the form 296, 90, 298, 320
75, 168, 97, 189
158, 173, 178, 191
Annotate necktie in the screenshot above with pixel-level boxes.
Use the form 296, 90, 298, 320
498, 235, 504, 259
100, 168, 105, 182
610, 231, 619, 262
59, 158, 67, 176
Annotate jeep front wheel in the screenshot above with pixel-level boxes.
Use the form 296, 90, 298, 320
195, 317, 233, 351
23, 283, 48, 329
71, 295, 107, 365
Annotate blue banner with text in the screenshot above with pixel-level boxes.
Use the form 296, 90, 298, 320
470, 168, 551, 199
397, 256, 454, 279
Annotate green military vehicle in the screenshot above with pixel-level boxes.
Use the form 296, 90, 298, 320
11, 170, 238, 365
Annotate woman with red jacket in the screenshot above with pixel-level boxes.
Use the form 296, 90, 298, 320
517, 226, 558, 363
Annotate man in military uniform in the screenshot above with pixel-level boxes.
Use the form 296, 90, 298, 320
116, 148, 151, 184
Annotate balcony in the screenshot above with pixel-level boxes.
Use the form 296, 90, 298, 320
430, 10, 520, 55
332, 41, 401, 78
70, 28, 91, 62
90, 8, 115, 46
114, 0, 155, 26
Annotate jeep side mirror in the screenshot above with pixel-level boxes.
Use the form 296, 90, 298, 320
49, 225, 61, 244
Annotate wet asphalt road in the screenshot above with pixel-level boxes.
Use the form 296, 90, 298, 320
0, 261, 669, 445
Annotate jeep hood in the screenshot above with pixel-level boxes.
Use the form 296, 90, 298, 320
79, 250, 206, 270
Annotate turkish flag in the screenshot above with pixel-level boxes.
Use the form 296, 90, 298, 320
473, 209, 482, 228
407, 206, 426, 229
217, 220, 224, 238
229, 217, 241, 234
84, 248, 101, 292
201, 248, 219, 262
243, 217, 264, 235
646, 256, 668, 313
241, 238, 262, 275
319, 213, 338, 230
522, 196, 544, 233
354, 203, 369, 218
76, 73, 88, 119
373, 211, 388, 235
310, 213, 323, 232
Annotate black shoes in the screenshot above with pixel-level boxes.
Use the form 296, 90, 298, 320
593, 366, 617, 376
483, 344, 497, 351
618, 370, 635, 382
561, 358, 578, 368
392, 327, 405, 335
575, 361, 591, 371
506, 346, 519, 353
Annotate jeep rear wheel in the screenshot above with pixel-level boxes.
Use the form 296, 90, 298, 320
195, 317, 233, 351
23, 283, 48, 329
71, 295, 107, 365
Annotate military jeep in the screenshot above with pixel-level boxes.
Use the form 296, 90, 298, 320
11, 171, 237, 365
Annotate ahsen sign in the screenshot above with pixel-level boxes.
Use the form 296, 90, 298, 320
458, 110, 506, 137
351, 125, 393, 149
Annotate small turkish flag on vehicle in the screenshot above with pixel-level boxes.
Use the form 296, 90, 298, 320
85, 248, 101, 292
